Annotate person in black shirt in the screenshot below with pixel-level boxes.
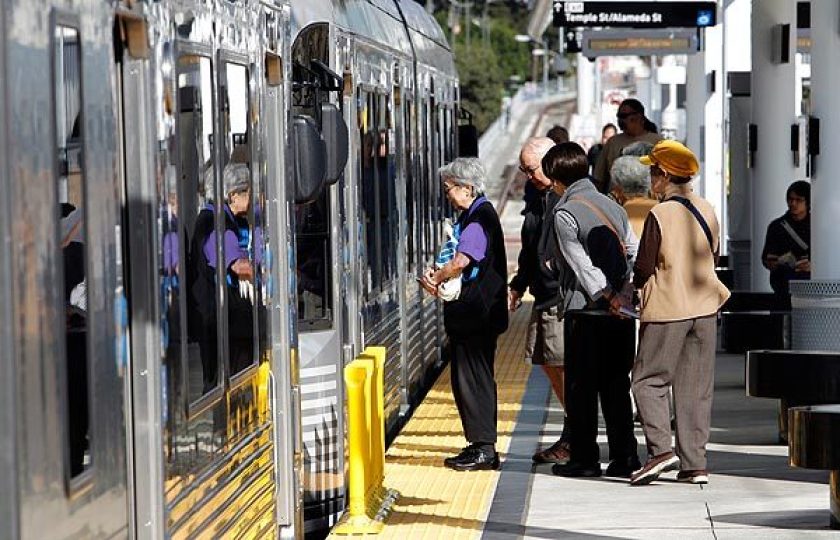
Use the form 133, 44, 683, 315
587, 123, 617, 174
761, 181, 811, 304
509, 137, 572, 465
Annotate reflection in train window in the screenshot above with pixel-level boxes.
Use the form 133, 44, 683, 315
405, 99, 416, 273
177, 54, 219, 404
220, 62, 256, 379
357, 90, 399, 293
54, 24, 91, 480
295, 189, 332, 329
358, 90, 378, 292
381, 94, 398, 284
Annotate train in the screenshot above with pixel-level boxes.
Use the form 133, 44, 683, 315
0, 0, 471, 538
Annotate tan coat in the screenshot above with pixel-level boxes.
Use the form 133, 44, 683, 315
623, 197, 657, 240
639, 193, 730, 322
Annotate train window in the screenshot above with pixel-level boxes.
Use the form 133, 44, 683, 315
380, 93, 398, 284
358, 90, 379, 292
295, 188, 332, 328
54, 23, 91, 481
177, 54, 220, 404
419, 98, 431, 266
220, 62, 256, 379
404, 99, 416, 272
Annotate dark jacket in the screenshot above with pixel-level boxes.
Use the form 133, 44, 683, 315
761, 212, 810, 264
509, 184, 561, 309
444, 198, 509, 338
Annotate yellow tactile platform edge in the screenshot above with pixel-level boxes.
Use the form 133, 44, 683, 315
329, 303, 533, 539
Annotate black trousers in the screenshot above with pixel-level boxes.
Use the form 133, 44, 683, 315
564, 310, 638, 465
450, 333, 499, 444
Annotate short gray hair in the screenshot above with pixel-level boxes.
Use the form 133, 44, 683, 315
520, 137, 555, 162
621, 141, 655, 157
439, 157, 486, 194
611, 155, 650, 196
223, 162, 251, 198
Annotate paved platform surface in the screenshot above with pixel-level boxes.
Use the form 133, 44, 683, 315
325, 304, 532, 540
484, 352, 836, 539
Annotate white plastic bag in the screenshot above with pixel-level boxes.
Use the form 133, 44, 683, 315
435, 220, 461, 302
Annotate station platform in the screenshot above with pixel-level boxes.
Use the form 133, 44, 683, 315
328, 303, 836, 539
327, 97, 837, 539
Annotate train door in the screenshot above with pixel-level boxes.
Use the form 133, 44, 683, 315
291, 24, 347, 534
260, 5, 302, 536
398, 73, 425, 403
117, 3, 279, 537
112, 8, 165, 537
5, 2, 129, 538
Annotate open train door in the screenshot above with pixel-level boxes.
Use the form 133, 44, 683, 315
290, 23, 351, 535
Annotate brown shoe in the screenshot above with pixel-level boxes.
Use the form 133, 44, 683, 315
629, 451, 680, 486
532, 440, 570, 464
677, 469, 709, 484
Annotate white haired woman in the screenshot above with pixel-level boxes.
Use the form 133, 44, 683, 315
610, 155, 657, 238
419, 157, 509, 471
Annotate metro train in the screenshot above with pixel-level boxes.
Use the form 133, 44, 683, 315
0, 0, 469, 538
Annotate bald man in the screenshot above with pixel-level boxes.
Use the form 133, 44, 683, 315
509, 137, 571, 465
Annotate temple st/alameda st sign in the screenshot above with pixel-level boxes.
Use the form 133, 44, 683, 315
553, 1, 717, 28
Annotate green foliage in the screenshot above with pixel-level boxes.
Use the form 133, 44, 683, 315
435, 4, 532, 134
454, 41, 503, 133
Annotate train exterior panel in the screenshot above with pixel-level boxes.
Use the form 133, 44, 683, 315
0, 0, 462, 538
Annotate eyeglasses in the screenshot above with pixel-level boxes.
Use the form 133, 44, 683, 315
443, 183, 458, 194
519, 164, 540, 176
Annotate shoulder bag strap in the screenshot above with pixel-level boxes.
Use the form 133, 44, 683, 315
668, 196, 714, 252
779, 219, 809, 251
569, 197, 626, 255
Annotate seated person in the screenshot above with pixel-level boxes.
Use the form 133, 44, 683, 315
761, 181, 810, 302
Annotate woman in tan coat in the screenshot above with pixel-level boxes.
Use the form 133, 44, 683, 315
626, 140, 730, 487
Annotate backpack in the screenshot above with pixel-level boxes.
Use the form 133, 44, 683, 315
545, 197, 629, 294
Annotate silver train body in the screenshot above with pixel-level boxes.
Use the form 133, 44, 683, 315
0, 0, 460, 538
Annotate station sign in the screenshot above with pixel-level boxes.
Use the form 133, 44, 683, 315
554, 1, 717, 29
581, 28, 699, 57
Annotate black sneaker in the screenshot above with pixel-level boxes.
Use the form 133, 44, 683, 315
605, 456, 642, 478
444, 445, 476, 468
551, 461, 602, 478
445, 447, 500, 471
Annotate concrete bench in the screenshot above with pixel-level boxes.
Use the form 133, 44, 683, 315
789, 405, 840, 529
747, 350, 840, 444
720, 292, 790, 353
721, 310, 790, 353
746, 350, 840, 403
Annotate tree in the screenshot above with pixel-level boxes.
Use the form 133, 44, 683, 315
453, 41, 504, 133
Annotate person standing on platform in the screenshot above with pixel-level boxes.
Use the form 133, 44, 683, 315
541, 142, 641, 479
546, 125, 570, 145
610, 153, 657, 238
419, 157, 508, 472
761, 180, 811, 308
593, 99, 661, 194
509, 137, 571, 465
587, 123, 617, 172
629, 140, 730, 486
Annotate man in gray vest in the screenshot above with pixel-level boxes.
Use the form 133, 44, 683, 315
541, 142, 641, 478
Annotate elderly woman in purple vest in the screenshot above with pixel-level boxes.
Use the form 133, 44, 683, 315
419, 157, 508, 471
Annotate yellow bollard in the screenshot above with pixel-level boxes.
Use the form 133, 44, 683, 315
332, 350, 400, 535
332, 361, 381, 534
363, 347, 387, 495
